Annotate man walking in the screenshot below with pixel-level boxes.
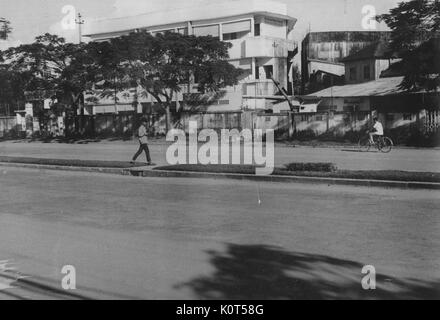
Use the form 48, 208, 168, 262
131, 118, 152, 165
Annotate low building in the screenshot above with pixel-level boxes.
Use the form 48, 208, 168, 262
307, 77, 439, 139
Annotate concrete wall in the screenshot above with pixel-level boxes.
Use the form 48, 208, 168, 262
181, 112, 242, 131
345, 59, 376, 84
0, 116, 17, 137
345, 59, 399, 84
301, 31, 391, 87
85, 0, 292, 37
317, 97, 371, 113
260, 17, 286, 38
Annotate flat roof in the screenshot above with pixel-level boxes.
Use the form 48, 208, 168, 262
84, 0, 296, 37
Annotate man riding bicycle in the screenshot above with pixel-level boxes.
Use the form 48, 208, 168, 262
369, 117, 384, 144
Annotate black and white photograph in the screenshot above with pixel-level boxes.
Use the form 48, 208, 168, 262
0, 0, 439, 304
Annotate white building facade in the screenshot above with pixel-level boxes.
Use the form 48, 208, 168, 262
83, 0, 297, 116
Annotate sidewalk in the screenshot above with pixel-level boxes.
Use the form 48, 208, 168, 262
1, 157, 439, 190
1, 139, 439, 173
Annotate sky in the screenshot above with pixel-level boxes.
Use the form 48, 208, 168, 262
0, 0, 403, 49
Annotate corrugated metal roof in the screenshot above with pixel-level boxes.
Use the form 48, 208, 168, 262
308, 77, 405, 98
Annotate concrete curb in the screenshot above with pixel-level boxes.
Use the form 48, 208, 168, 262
130, 168, 440, 190
1, 161, 440, 190
0, 162, 130, 176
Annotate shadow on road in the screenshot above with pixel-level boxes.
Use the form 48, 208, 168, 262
176, 244, 440, 300
341, 149, 382, 153
0, 274, 137, 300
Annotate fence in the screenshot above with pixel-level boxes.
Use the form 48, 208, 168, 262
181, 112, 242, 132
7, 109, 437, 144
0, 116, 17, 138
181, 111, 368, 139
65, 113, 136, 137
424, 110, 440, 133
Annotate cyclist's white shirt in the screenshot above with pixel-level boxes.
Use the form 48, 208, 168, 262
373, 122, 384, 135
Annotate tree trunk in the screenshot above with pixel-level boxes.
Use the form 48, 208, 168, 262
165, 104, 171, 133
133, 87, 139, 139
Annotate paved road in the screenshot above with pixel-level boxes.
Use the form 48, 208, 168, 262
1, 140, 440, 172
0, 167, 439, 299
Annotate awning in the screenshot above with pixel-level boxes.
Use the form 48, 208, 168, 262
193, 25, 219, 37
228, 59, 252, 70
222, 20, 251, 34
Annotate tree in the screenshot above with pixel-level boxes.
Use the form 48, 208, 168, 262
0, 18, 12, 40
2, 34, 103, 132
0, 55, 34, 115
290, 64, 301, 95
100, 31, 242, 131
377, 0, 440, 91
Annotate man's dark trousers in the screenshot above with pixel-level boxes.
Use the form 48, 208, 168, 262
132, 143, 151, 163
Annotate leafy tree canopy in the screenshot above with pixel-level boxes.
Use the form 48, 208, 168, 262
1, 33, 103, 112
377, 0, 440, 91
98, 31, 242, 129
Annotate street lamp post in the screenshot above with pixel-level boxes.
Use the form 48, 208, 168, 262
75, 13, 84, 44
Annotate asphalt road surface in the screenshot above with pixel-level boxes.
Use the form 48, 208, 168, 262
0, 167, 439, 299
1, 140, 440, 172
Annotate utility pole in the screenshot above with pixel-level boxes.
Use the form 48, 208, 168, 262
75, 13, 84, 44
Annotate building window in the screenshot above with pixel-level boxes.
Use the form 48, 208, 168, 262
363, 65, 371, 80
193, 25, 220, 38
315, 115, 323, 121
223, 30, 250, 41
255, 66, 260, 80
177, 28, 188, 35
343, 105, 354, 112
254, 24, 260, 36
301, 115, 309, 122
349, 67, 357, 81
403, 113, 412, 121
223, 32, 238, 40
263, 65, 273, 79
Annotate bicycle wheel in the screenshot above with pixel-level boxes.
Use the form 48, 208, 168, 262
379, 137, 393, 153
358, 138, 371, 152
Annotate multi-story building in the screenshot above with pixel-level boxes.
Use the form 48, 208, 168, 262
83, 0, 298, 120
301, 31, 391, 93
340, 39, 399, 84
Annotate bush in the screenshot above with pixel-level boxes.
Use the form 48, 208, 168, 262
317, 131, 336, 142
291, 129, 362, 143
285, 162, 337, 172
386, 126, 440, 147
293, 129, 317, 141
406, 130, 440, 147
342, 130, 362, 143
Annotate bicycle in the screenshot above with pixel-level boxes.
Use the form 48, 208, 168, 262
358, 134, 394, 153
